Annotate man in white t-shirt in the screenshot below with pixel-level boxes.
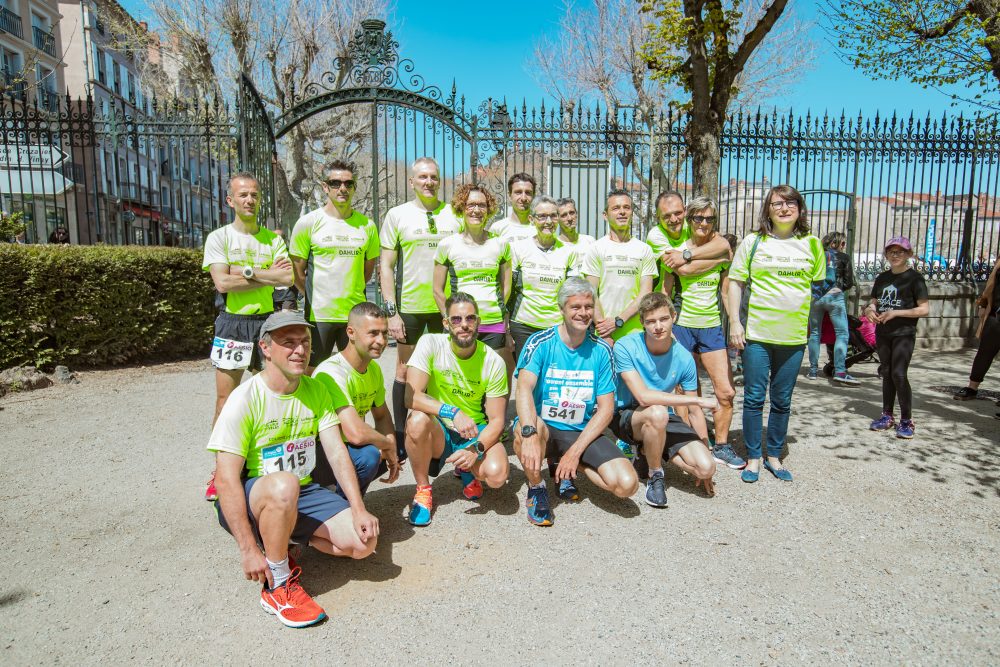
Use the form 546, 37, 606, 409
556, 197, 596, 266
208, 310, 379, 628
490, 172, 537, 242
379, 157, 462, 463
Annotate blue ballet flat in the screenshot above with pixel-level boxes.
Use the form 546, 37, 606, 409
763, 460, 793, 482
741, 467, 759, 483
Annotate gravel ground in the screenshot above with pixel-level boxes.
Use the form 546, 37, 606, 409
1, 349, 998, 665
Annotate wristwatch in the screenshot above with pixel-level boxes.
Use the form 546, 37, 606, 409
614, 316, 625, 329
241, 265, 255, 280
520, 425, 538, 438
682, 249, 693, 263
465, 441, 486, 460
383, 300, 398, 317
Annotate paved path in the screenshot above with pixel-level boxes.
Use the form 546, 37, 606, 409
1, 349, 997, 664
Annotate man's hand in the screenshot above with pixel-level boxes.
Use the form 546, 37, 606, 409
272, 256, 292, 271
520, 435, 543, 475
240, 546, 272, 588
695, 476, 716, 497
380, 438, 402, 483
445, 446, 478, 471
594, 317, 617, 337
352, 508, 380, 543
388, 314, 406, 343
451, 410, 479, 440
555, 450, 582, 482
698, 397, 720, 411
661, 250, 687, 269
728, 322, 746, 350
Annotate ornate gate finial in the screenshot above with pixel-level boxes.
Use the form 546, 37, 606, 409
358, 19, 392, 68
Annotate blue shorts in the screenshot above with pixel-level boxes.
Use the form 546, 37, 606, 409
428, 419, 486, 477
673, 324, 726, 353
216, 477, 350, 546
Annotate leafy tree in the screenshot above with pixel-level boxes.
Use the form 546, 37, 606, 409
0, 211, 26, 242
824, 0, 1000, 108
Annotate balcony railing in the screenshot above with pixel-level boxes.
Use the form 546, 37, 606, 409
38, 88, 58, 112
33, 27, 56, 57
0, 7, 22, 39
1, 68, 27, 101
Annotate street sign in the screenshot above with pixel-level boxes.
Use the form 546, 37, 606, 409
0, 145, 69, 169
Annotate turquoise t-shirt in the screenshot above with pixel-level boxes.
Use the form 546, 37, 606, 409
613, 331, 698, 410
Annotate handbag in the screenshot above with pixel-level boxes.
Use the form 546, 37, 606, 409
738, 233, 763, 328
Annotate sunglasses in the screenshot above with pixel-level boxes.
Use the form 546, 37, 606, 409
690, 215, 717, 225
448, 314, 478, 326
325, 179, 356, 190
425, 211, 438, 234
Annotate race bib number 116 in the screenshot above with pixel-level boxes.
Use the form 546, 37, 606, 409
211, 337, 253, 370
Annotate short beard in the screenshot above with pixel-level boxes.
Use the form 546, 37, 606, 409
451, 332, 477, 349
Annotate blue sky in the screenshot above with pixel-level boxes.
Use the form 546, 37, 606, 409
118, 0, 984, 119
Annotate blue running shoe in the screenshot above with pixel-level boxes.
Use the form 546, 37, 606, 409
895, 419, 915, 439
557, 478, 579, 501
525, 486, 553, 526
616, 438, 635, 460
870, 413, 895, 431
644, 472, 668, 508
407, 486, 433, 526
713, 443, 747, 469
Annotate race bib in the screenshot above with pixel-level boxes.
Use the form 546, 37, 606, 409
211, 336, 253, 370
261, 436, 316, 480
542, 398, 586, 426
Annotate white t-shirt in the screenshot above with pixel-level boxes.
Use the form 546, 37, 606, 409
581, 236, 657, 340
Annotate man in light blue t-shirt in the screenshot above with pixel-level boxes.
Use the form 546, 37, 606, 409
513, 277, 639, 526
612, 292, 720, 507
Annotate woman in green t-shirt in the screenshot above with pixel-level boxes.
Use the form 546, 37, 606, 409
726, 185, 826, 483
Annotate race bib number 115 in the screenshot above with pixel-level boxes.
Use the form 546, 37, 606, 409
211, 337, 253, 370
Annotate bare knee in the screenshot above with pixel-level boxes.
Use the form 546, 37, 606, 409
352, 535, 377, 559
644, 405, 671, 431
481, 459, 508, 488
405, 411, 433, 442
603, 461, 639, 497
717, 385, 736, 405
260, 472, 300, 507
695, 458, 717, 480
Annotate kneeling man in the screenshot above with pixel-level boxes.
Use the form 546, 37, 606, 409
514, 277, 639, 526
612, 292, 719, 507
208, 311, 379, 628
404, 292, 509, 526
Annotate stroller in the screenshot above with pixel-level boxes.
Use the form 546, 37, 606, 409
820, 313, 879, 377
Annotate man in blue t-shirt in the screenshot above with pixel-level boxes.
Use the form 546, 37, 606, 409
513, 277, 639, 526
613, 292, 720, 507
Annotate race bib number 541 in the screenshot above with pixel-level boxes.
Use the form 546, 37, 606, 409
542, 398, 586, 426
211, 337, 253, 370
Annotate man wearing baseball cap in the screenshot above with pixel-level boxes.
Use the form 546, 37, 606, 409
207, 310, 379, 628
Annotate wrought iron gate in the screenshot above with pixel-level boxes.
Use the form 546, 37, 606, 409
236, 74, 277, 226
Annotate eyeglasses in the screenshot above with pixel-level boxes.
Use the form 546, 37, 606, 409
465, 202, 489, 210
324, 179, 356, 190
769, 200, 797, 210
532, 214, 557, 221
690, 215, 717, 225
425, 211, 438, 234
448, 314, 479, 326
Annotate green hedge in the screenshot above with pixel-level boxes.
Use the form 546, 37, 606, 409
0, 244, 216, 369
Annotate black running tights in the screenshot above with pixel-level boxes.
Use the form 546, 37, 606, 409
877, 334, 916, 420
970, 316, 1000, 384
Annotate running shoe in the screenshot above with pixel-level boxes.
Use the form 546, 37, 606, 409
557, 478, 579, 501
832, 373, 860, 386
869, 413, 895, 431
644, 472, 668, 508
615, 438, 635, 460
259, 568, 326, 628
462, 478, 484, 501
806, 368, 818, 380
896, 419, 915, 439
953, 387, 978, 401
712, 443, 747, 469
525, 486, 554, 526
408, 485, 433, 526
204, 470, 218, 502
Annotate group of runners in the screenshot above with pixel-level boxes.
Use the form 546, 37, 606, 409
198, 156, 997, 629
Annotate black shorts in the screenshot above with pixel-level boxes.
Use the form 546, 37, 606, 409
545, 427, 623, 470
310, 321, 349, 366
212, 312, 269, 372
509, 321, 543, 363
400, 311, 444, 345
477, 331, 507, 350
612, 408, 700, 461
215, 477, 350, 546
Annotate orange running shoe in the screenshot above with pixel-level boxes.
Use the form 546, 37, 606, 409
204, 470, 218, 501
462, 478, 483, 500
259, 567, 326, 628
408, 485, 433, 526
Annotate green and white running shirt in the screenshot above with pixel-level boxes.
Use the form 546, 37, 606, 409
677, 243, 729, 329
509, 238, 578, 328
434, 234, 511, 325
491, 218, 537, 243
202, 224, 289, 315
379, 200, 462, 313
207, 374, 339, 486
312, 352, 385, 419
646, 223, 689, 285
564, 233, 597, 270
407, 333, 508, 425
729, 233, 825, 345
581, 236, 658, 340
290, 209, 379, 323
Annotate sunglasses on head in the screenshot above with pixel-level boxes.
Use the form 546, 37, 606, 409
325, 179, 356, 190
425, 211, 438, 234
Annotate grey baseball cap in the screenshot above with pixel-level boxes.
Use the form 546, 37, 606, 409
259, 311, 313, 337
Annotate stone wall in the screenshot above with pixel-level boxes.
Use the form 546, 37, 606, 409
854, 281, 982, 351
